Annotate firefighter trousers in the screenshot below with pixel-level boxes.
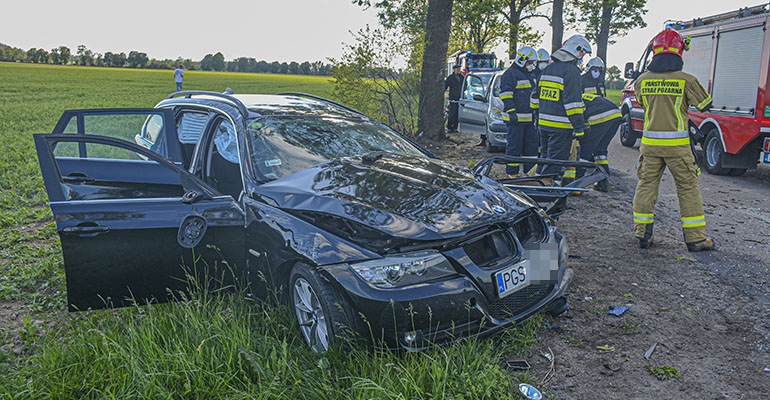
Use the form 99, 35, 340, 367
505, 122, 539, 174
632, 144, 707, 243
539, 130, 573, 178
576, 118, 621, 178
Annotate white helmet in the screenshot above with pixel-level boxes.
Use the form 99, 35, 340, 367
586, 57, 605, 70
514, 46, 537, 67
560, 35, 592, 58
536, 48, 550, 62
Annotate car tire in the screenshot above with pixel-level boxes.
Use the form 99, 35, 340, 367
703, 129, 731, 175
289, 263, 360, 352
619, 113, 638, 147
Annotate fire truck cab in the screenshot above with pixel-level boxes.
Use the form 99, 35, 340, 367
447, 50, 501, 76
620, 4, 770, 176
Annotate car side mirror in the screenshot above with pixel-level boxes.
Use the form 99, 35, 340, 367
472, 93, 486, 102
624, 62, 636, 79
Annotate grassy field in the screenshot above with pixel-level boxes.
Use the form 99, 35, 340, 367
0, 63, 545, 399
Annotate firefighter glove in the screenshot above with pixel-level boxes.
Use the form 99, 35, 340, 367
508, 112, 518, 124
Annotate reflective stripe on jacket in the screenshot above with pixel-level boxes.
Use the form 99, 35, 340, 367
500, 64, 535, 123
582, 94, 622, 125
633, 70, 712, 146
532, 60, 585, 134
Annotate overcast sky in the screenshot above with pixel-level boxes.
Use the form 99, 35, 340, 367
0, 1, 755, 68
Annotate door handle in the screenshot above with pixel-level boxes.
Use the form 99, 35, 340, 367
62, 225, 110, 236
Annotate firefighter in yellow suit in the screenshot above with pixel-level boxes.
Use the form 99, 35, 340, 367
633, 28, 715, 252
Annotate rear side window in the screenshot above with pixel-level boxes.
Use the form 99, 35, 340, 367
177, 111, 209, 144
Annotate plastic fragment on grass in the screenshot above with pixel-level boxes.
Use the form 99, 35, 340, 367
608, 305, 631, 316
518, 383, 543, 400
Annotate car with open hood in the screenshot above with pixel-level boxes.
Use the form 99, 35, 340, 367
35, 91, 572, 352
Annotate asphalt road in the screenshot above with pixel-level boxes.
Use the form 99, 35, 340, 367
606, 137, 770, 304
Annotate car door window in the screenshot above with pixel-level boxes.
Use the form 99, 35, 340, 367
463, 75, 485, 100
53, 110, 176, 160
46, 136, 183, 201
177, 111, 210, 144
205, 118, 242, 199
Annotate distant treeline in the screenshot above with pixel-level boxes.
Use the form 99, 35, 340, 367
0, 43, 333, 75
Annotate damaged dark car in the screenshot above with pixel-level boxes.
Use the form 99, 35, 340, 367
35, 91, 572, 352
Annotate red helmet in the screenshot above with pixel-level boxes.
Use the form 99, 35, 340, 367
652, 28, 685, 56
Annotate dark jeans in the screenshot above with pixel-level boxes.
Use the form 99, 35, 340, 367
505, 122, 539, 174
447, 100, 459, 131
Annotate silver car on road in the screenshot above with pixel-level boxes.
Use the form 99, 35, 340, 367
458, 72, 507, 152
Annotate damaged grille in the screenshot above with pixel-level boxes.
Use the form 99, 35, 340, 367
487, 284, 553, 320
512, 209, 547, 245
463, 229, 516, 268
463, 209, 546, 268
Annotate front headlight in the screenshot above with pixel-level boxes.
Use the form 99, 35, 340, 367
490, 106, 504, 121
350, 251, 456, 288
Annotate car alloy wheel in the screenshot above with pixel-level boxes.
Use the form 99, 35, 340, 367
292, 274, 330, 352
290, 263, 359, 352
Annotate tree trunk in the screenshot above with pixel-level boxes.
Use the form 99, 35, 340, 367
596, 3, 612, 64
507, 1, 522, 58
551, 0, 564, 53
418, 0, 454, 140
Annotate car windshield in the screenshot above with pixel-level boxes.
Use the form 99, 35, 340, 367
245, 116, 427, 182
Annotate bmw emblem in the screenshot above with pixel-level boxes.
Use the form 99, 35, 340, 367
492, 205, 506, 214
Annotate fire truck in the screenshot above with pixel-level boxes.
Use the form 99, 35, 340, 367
447, 50, 501, 76
620, 4, 770, 176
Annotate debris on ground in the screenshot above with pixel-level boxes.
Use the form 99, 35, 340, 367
645, 342, 658, 360
608, 305, 631, 316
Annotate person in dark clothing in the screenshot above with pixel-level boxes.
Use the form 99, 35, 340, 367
530, 35, 592, 184
500, 46, 539, 176
576, 93, 622, 191
444, 64, 463, 133
581, 57, 606, 97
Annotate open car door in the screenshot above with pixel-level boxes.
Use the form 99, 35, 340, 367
457, 73, 490, 136
34, 133, 245, 311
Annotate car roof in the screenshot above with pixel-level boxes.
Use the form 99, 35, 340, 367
157, 91, 372, 120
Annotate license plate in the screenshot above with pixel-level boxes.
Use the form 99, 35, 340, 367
495, 260, 529, 298
763, 152, 770, 163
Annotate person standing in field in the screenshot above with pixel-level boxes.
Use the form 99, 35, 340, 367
174, 65, 184, 91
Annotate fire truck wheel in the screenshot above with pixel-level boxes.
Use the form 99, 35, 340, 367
703, 129, 731, 175
619, 113, 638, 147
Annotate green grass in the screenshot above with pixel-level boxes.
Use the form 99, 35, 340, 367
606, 89, 622, 106
0, 63, 547, 398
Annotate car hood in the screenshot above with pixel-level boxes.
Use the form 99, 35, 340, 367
252, 152, 533, 241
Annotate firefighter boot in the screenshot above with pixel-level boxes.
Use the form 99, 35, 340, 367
637, 224, 654, 249
686, 238, 716, 252
594, 179, 610, 192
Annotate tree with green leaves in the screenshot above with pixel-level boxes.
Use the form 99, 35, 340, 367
450, 0, 507, 53
331, 26, 421, 135
567, 0, 648, 64
500, 0, 546, 58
